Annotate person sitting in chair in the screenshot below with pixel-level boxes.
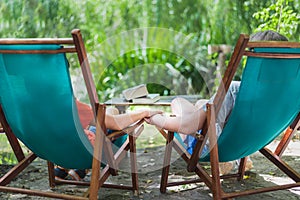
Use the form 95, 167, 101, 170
145, 30, 288, 174
55, 99, 162, 181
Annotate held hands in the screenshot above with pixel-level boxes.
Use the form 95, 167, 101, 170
140, 110, 163, 125
144, 113, 177, 130
143, 110, 163, 118
144, 115, 155, 125
144, 111, 165, 125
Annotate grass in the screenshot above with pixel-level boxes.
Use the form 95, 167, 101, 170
136, 124, 166, 149
0, 134, 27, 164
125, 105, 171, 149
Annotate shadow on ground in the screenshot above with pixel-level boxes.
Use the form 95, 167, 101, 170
0, 141, 300, 200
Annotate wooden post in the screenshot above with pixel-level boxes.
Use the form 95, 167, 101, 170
208, 44, 232, 81
207, 104, 223, 200
160, 131, 174, 193
89, 104, 105, 200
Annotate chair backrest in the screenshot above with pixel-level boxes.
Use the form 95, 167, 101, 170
202, 41, 300, 162
0, 34, 96, 169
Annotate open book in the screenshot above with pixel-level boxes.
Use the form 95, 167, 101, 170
132, 93, 160, 104
122, 84, 160, 104
122, 84, 148, 101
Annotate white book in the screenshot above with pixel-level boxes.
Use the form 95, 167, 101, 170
122, 84, 149, 101
132, 93, 160, 104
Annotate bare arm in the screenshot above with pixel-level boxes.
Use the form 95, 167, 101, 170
146, 109, 206, 135
105, 110, 162, 130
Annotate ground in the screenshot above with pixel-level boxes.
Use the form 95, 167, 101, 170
0, 126, 299, 200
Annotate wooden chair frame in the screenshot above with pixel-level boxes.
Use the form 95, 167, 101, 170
159, 34, 300, 199
0, 29, 143, 199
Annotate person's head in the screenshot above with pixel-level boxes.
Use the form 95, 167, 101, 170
250, 30, 288, 41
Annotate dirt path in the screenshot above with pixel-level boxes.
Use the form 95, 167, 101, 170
0, 141, 300, 200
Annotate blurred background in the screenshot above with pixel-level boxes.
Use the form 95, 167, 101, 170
0, 0, 299, 102
0, 0, 299, 165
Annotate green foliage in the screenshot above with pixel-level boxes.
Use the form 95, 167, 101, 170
0, 0, 80, 38
0, 135, 19, 164
0, 0, 299, 101
253, 0, 300, 39
97, 47, 210, 101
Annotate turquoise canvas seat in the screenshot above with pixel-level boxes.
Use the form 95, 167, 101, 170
159, 34, 300, 199
202, 47, 300, 162
0, 29, 142, 200
0, 44, 94, 169
0, 44, 128, 169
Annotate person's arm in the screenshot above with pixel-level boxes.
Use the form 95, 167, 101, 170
146, 109, 206, 135
105, 110, 162, 130
146, 97, 206, 134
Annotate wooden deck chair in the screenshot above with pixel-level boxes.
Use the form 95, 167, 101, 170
159, 34, 300, 199
0, 29, 143, 200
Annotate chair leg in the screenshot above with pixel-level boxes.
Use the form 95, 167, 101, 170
5, 131, 25, 162
129, 124, 144, 194
207, 104, 222, 200
160, 131, 174, 193
274, 127, 295, 157
209, 147, 222, 200
0, 105, 25, 162
89, 107, 105, 200
237, 157, 247, 181
90, 157, 101, 200
275, 113, 300, 157
47, 161, 56, 188
129, 134, 138, 194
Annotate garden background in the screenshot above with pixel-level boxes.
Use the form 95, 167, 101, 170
0, 2, 300, 199
0, 0, 299, 102
0, 0, 299, 164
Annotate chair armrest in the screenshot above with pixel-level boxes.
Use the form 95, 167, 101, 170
107, 119, 144, 141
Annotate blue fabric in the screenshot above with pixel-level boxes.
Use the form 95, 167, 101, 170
201, 47, 300, 162
185, 135, 197, 154
174, 130, 209, 157
0, 44, 116, 169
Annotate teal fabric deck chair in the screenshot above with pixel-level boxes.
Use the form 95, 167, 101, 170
0, 29, 143, 200
159, 34, 300, 199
